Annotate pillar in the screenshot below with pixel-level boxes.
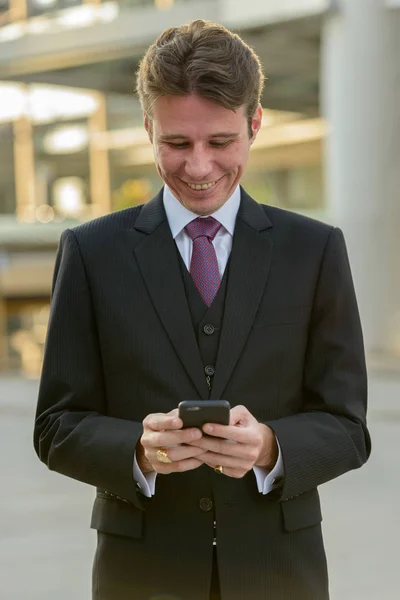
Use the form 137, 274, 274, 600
321, 0, 400, 365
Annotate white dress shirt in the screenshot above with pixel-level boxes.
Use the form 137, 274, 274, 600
134, 185, 284, 497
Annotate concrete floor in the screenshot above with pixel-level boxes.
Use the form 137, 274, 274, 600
0, 374, 399, 599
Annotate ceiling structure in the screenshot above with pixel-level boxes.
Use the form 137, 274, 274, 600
2, 15, 323, 122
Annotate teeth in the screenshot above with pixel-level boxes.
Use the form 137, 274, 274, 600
187, 181, 216, 190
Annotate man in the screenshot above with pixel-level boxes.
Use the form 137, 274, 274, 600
34, 20, 371, 600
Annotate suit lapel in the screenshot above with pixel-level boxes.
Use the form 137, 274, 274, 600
133, 191, 209, 399
210, 189, 274, 400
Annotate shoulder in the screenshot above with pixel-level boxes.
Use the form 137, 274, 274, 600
56, 206, 145, 257
257, 204, 342, 267
260, 204, 336, 250
70, 206, 144, 241
55, 206, 146, 266
262, 204, 332, 237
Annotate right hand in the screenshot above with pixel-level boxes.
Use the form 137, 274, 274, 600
137, 409, 205, 474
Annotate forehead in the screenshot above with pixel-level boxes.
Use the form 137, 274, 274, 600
151, 95, 247, 136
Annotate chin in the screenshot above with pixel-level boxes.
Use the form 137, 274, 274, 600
188, 200, 223, 216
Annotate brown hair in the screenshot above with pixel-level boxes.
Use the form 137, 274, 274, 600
136, 20, 265, 137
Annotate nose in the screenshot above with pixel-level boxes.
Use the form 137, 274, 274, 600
184, 145, 213, 181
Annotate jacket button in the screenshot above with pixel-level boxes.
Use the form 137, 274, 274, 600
205, 365, 215, 376
203, 324, 215, 335
199, 497, 213, 512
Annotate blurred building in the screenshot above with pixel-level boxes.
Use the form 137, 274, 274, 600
0, 0, 399, 376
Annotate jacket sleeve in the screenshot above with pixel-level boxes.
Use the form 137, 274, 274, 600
33, 228, 144, 510
266, 227, 371, 501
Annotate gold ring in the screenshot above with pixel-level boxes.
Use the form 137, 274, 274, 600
156, 448, 172, 464
214, 465, 224, 475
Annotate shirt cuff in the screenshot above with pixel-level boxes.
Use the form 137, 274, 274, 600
253, 438, 284, 495
133, 451, 157, 498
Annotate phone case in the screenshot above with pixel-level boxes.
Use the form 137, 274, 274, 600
178, 400, 230, 429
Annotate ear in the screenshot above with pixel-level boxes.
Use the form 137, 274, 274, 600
144, 114, 153, 143
250, 104, 263, 144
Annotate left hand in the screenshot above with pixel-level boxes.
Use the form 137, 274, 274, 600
187, 405, 279, 478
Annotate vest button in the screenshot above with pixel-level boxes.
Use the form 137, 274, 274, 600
199, 497, 213, 512
205, 365, 215, 377
203, 324, 215, 335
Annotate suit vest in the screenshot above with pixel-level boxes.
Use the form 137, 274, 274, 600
178, 253, 229, 396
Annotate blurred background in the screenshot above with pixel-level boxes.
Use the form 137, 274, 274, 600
0, 0, 399, 598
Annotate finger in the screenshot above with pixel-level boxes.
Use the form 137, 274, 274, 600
154, 458, 203, 474
198, 451, 250, 471
167, 408, 179, 417
144, 413, 183, 432
149, 444, 205, 463
208, 466, 247, 479
202, 422, 255, 444
187, 436, 249, 459
143, 427, 202, 449
229, 405, 253, 426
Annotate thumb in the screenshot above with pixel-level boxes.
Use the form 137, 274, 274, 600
229, 405, 252, 427
168, 408, 179, 417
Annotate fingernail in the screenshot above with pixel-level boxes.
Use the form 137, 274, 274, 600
172, 418, 180, 427
204, 424, 213, 433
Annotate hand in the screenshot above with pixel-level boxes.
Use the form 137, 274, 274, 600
137, 409, 205, 475
187, 405, 278, 479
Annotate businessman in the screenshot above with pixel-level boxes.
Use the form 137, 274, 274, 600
34, 19, 371, 600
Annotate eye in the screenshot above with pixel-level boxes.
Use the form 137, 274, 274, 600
210, 141, 231, 148
167, 142, 189, 149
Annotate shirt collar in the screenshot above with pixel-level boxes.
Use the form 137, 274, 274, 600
163, 184, 241, 239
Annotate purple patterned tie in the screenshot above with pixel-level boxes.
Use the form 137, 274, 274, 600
185, 217, 222, 306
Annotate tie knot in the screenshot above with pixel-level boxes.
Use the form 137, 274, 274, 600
185, 216, 222, 242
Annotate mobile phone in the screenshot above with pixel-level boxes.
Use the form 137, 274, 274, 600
178, 400, 231, 430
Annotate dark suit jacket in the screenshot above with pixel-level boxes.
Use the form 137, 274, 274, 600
34, 188, 370, 600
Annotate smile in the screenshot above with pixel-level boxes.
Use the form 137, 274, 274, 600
186, 181, 217, 191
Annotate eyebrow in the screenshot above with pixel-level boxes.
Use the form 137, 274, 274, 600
159, 133, 240, 141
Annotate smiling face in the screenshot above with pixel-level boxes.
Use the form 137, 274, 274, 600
145, 94, 262, 215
